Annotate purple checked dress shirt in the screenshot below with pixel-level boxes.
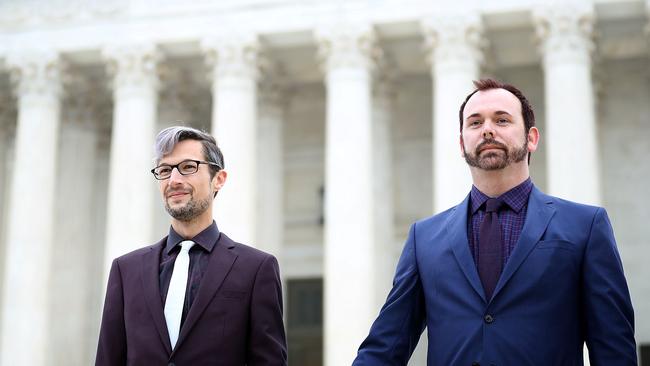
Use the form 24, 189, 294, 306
468, 177, 533, 269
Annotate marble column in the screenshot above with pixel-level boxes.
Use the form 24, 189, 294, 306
102, 44, 160, 272
0, 119, 7, 257
316, 24, 378, 366
372, 70, 396, 310
534, 4, 601, 205
89, 116, 113, 358
422, 15, 484, 212
202, 36, 259, 245
257, 75, 285, 263
0, 89, 17, 352
50, 76, 100, 366
0, 50, 62, 366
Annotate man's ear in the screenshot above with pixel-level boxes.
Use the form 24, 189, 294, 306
459, 134, 465, 158
527, 127, 540, 153
212, 170, 227, 194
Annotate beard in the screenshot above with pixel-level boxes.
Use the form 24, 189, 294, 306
464, 136, 528, 171
164, 190, 211, 222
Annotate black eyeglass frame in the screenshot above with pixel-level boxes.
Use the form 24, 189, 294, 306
151, 159, 222, 180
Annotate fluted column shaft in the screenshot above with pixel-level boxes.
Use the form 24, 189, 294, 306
422, 15, 483, 212
0, 121, 7, 253
0, 93, 15, 251
0, 50, 62, 366
372, 74, 396, 310
535, 4, 600, 205
203, 37, 259, 245
317, 25, 377, 366
102, 44, 159, 271
50, 80, 102, 366
0, 93, 15, 362
257, 77, 285, 263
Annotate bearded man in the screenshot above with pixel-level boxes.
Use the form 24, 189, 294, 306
96, 126, 287, 365
353, 79, 637, 365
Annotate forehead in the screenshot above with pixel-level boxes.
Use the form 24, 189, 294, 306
463, 88, 522, 119
159, 139, 204, 163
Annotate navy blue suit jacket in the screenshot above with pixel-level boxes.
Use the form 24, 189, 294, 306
354, 187, 636, 365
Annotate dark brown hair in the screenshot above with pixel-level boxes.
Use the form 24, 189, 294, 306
458, 78, 535, 133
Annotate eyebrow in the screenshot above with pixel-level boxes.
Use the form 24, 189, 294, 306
465, 110, 513, 121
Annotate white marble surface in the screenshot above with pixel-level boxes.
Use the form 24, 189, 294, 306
0, 1, 648, 365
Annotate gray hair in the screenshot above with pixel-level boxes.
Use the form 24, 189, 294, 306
153, 125, 224, 177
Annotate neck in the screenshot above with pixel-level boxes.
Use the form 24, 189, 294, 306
469, 163, 530, 197
170, 210, 213, 239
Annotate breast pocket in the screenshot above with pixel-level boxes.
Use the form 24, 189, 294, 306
218, 289, 247, 300
523, 240, 581, 296
536, 239, 576, 251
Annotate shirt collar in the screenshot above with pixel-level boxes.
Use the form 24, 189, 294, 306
165, 220, 220, 254
470, 177, 533, 214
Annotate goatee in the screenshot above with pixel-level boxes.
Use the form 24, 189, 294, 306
165, 193, 211, 222
464, 137, 528, 170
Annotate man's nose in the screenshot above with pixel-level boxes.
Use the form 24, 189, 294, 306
482, 120, 495, 139
168, 167, 184, 184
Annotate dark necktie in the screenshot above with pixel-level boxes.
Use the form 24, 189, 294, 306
478, 198, 504, 300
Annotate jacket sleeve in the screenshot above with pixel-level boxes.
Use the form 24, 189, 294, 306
95, 259, 127, 366
353, 223, 427, 365
246, 255, 288, 365
582, 208, 637, 365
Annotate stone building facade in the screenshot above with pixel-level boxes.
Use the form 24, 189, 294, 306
0, 0, 649, 365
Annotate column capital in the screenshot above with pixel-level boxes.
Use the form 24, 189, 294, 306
533, 3, 595, 66
0, 83, 17, 129
421, 13, 485, 74
315, 23, 380, 73
63, 73, 110, 131
6, 49, 63, 100
158, 66, 210, 121
258, 63, 289, 109
102, 43, 161, 94
201, 34, 260, 81
373, 55, 399, 101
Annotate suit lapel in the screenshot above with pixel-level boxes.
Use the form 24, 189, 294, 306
447, 194, 487, 303
173, 233, 238, 352
140, 239, 173, 353
491, 187, 555, 301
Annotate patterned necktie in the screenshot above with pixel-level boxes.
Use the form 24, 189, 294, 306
164, 240, 195, 350
478, 198, 504, 300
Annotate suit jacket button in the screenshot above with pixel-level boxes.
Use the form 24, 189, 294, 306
484, 314, 494, 324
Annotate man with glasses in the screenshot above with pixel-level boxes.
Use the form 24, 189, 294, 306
96, 126, 287, 365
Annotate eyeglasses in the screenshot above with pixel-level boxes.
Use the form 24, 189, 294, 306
151, 159, 222, 180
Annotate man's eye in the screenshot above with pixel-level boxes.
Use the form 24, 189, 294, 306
179, 162, 196, 172
157, 167, 172, 174
470, 120, 481, 126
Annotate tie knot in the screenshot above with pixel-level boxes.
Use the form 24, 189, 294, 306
179, 240, 195, 253
485, 198, 504, 213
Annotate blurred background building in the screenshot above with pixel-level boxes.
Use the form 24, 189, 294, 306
0, 0, 649, 365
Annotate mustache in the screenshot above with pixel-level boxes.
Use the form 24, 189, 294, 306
166, 188, 191, 196
476, 139, 507, 153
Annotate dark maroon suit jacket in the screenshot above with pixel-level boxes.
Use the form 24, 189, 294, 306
95, 232, 287, 366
